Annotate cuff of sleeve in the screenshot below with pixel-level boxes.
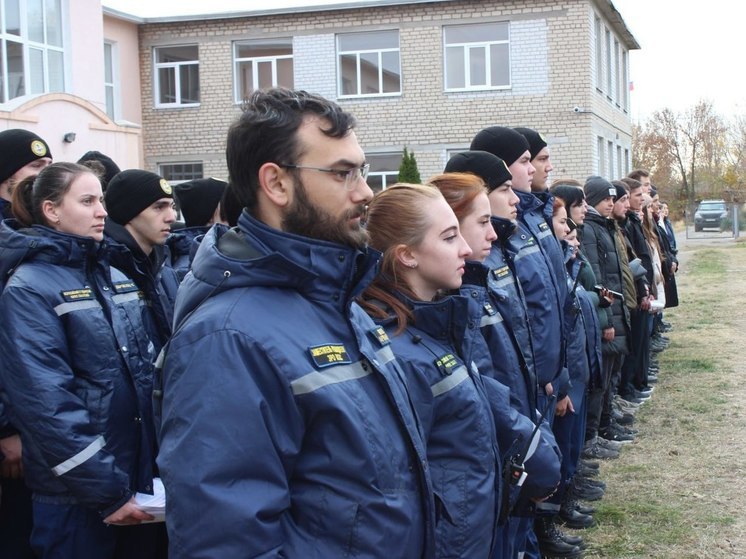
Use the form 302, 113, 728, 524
99, 489, 133, 519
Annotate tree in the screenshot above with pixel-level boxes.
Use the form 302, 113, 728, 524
398, 147, 421, 183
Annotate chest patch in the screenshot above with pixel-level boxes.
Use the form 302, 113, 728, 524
434, 352, 459, 376
492, 265, 510, 279
60, 288, 94, 302
112, 281, 140, 294
483, 302, 497, 316
538, 221, 550, 231
309, 343, 352, 368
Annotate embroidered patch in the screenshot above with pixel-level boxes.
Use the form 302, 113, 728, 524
434, 352, 458, 377
538, 222, 549, 231
112, 281, 139, 294
483, 302, 497, 316
309, 343, 352, 368
60, 288, 94, 302
160, 179, 173, 195
492, 266, 510, 279
368, 326, 390, 347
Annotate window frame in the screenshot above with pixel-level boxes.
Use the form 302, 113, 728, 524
103, 40, 119, 120
233, 38, 294, 103
153, 44, 200, 109
158, 161, 204, 184
336, 30, 402, 99
0, 0, 65, 104
443, 22, 511, 92
365, 152, 403, 192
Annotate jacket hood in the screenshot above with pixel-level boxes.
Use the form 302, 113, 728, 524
174, 211, 380, 327
0, 219, 103, 283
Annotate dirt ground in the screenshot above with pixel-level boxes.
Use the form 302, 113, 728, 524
582, 232, 746, 558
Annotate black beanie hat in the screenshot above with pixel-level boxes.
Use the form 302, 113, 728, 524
611, 180, 628, 200
77, 151, 121, 190
104, 169, 173, 225
584, 176, 617, 207
0, 129, 52, 184
513, 127, 548, 160
470, 126, 530, 167
445, 150, 512, 192
174, 178, 227, 227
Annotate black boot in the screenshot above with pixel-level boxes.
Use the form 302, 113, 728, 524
534, 516, 583, 558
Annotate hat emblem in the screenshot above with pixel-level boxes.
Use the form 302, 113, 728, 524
30, 140, 47, 157
160, 178, 172, 195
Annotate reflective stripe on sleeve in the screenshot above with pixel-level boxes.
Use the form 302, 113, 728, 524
54, 300, 102, 316
52, 436, 106, 477
513, 244, 541, 263
111, 292, 142, 305
291, 361, 372, 396
480, 312, 504, 328
430, 365, 469, 397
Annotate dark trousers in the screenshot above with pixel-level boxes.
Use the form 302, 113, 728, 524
31, 501, 160, 559
620, 309, 650, 397
0, 478, 35, 559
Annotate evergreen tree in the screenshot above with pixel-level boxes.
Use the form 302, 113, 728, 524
398, 147, 421, 183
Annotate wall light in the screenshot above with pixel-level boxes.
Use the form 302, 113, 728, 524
63, 132, 76, 143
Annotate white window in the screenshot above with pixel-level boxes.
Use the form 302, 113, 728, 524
624, 148, 630, 175
159, 162, 203, 184
337, 30, 401, 97
597, 136, 605, 176
444, 22, 509, 91
366, 153, 403, 193
617, 145, 622, 178
622, 50, 629, 111
594, 16, 602, 91
154, 45, 199, 108
0, 0, 64, 103
607, 141, 614, 179
234, 39, 293, 103
104, 41, 119, 120
605, 28, 612, 99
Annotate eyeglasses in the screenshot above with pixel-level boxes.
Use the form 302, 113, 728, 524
279, 163, 370, 190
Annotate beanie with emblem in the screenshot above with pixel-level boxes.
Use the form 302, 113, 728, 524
584, 176, 617, 208
445, 150, 512, 192
470, 126, 531, 167
104, 169, 173, 225
0, 129, 52, 184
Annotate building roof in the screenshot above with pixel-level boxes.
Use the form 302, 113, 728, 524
102, 0, 639, 50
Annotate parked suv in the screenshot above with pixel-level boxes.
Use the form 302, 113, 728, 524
694, 199, 727, 232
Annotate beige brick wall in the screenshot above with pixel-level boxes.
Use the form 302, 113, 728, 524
138, 0, 635, 184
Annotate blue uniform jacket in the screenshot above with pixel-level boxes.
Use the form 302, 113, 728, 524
0, 221, 157, 517
164, 225, 209, 282
157, 213, 435, 559
372, 292, 501, 558
508, 191, 569, 395
567, 256, 603, 392
460, 263, 562, 506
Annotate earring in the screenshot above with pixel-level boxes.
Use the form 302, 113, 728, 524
408, 262, 418, 269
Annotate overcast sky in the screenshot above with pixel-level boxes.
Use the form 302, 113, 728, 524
102, 0, 746, 122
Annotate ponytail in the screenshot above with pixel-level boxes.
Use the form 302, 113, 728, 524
10, 175, 38, 226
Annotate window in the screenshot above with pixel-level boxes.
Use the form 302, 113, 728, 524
444, 22, 509, 91
597, 136, 605, 176
154, 45, 199, 107
622, 50, 629, 111
594, 16, 602, 91
1, 0, 64, 103
605, 28, 612, 98
337, 30, 400, 97
366, 153, 403, 193
234, 39, 293, 103
617, 145, 622, 178
607, 141, 614, 179
614, 39, 620, 105
159, 162, 203, 184
104, 41, 118, 119
624, 148, 630, 175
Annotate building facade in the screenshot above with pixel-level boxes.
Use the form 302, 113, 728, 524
135, 0, 638, 188
0, 0, 144, 169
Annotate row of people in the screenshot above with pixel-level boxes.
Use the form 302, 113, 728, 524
0, 87, 678, 559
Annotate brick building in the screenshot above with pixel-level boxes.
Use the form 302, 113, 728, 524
133, 0, 638, 188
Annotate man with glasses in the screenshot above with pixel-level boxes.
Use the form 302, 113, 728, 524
157, 88, 434, 558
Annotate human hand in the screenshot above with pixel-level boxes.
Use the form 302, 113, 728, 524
602, 327, 615, 342
555, 395, 574, 417
103, 498, 154, 526
0, 435, 23, 479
